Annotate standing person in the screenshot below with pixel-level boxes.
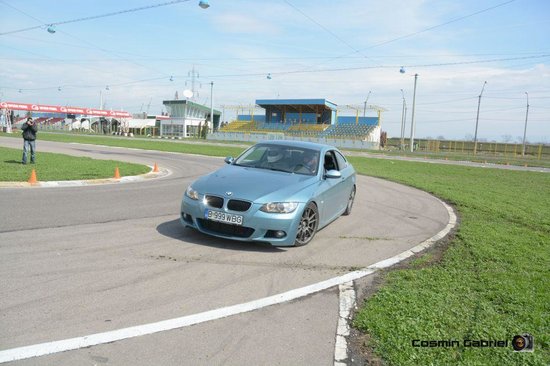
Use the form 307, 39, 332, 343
21, 117, 38, 164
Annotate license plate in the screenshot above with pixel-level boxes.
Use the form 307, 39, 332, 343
204, 209, 243, 226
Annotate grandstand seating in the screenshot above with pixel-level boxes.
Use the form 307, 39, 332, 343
220, 121, 256, 132
319, 124, 376, 139
220, 120, 376, 140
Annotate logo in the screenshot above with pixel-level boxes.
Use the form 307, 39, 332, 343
512, 333, 534, 352
225, 192, 233, 197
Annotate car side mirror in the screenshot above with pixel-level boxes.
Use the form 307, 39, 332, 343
325, 170, 341, 179
224, 156, 234, 164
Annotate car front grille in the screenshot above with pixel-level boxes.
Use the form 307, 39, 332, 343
227, 199, 252, 212
205, 195, 224, 209
197, 219, 254, 238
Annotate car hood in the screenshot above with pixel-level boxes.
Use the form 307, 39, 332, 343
191, 165, 316, 203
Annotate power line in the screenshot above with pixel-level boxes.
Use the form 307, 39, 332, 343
283, 0, 378, 66
0, 0, 192, 36
0, 1, 169, 78
362, 0, 518, 51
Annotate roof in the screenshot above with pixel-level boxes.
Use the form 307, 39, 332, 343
162, 99, 221, 115
255, 139, 337, 151
255, 99, 337, 113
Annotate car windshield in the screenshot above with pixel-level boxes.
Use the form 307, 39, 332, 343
234, 144, 320, 176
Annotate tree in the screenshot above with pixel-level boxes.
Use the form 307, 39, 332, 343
502, 134, 513, 143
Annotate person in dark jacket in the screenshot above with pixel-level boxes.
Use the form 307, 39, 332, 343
21, 117, 38, 164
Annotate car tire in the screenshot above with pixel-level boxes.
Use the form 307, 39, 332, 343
294, 202, 319, 246
343, 185, 356, 216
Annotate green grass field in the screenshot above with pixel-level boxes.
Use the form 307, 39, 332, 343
0, 133, 547, 364
349, 157, 549, 365
0, 146, 150, 182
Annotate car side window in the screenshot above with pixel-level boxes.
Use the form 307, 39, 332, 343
323, 151, 338, 171
334, 151, 348, 170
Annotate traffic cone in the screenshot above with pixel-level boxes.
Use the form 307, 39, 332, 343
28, 169, 37, 184
114, 167, 121, 179
153, 163, 159, 172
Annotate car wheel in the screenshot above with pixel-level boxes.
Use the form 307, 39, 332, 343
343, 185, 356, 216
294, 202, 319, 246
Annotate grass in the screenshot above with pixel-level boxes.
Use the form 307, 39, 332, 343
349, 157, 549, 365
0, 146, 150, 182
1, 132, 548, 364
0, 131, 247, 158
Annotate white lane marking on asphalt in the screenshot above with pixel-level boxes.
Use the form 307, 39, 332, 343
0, 197, 457, 364
334, 282, 356, 364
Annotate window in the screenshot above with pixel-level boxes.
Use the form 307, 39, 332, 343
323, 151, 338, 171
334, 151, 348, 170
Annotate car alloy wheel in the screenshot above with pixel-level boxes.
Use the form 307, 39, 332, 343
343, 185, 356, 216
294, 202, 318, 246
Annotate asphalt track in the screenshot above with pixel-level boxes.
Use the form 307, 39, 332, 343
0, 137, 452, 365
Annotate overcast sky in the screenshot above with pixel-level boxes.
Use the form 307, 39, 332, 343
1, 0, 549, 142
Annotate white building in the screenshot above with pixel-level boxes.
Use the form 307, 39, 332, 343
161, 99, 220, 138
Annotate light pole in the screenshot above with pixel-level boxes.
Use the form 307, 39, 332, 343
473, 81, 487, 155
209, 81, 214, 134
363, 91, 371, 117
409, 73, 418, 153
522, 92, 529, 156
400, 89, 407, 150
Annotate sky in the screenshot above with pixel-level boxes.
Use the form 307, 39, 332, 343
0, 0, 549, 142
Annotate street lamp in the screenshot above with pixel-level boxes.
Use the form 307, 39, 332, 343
400, 89, 407, 150
363, 91, 371, 117
522, 92, 529, 156
209, 81, 214, 133
473, 81, 487, 155
409, 73, 418, 152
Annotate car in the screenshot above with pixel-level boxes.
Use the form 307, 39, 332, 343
180, 140, 356, 246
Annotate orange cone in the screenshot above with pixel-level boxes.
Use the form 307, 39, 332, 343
28, 169, 38, 184
114, 167, 121, 179
153, 163, 159, 172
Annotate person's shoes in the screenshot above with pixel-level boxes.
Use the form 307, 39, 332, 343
22, 162, 26, 165
31, 161, 35, 164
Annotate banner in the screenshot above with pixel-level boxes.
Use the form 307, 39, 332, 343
0, 101, 131, 118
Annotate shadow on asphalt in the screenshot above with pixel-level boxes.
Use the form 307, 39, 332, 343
156, 219, 285, 253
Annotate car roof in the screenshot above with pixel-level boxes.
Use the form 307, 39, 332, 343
256, 140, 336, 152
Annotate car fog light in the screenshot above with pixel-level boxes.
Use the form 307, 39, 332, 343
274, 230, 286, 238
266, 230, 287, 238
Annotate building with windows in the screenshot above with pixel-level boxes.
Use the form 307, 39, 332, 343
161, 99, 221, 138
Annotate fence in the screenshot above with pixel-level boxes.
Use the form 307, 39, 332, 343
207, 131, 380, 150
386, 138, 549, 160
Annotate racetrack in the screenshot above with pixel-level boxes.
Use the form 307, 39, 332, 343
0, 137, 451, 365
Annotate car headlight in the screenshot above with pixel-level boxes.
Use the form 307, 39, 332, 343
185, 186, 199, 200
260, 202, 298, 213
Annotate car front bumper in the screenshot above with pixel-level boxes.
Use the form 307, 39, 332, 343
180, 195, 305, 246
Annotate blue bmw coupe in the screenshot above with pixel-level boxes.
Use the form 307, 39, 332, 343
180, 140, 356, 246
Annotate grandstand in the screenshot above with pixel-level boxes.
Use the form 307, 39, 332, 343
217, 98, 381, 144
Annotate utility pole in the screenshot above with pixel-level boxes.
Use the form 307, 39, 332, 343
209, 81, 214, 134
363, 91, 371, 117
522, 92, 529, 156
409, 74, 418, 153
473, 81, 487, 155
400, 89, 407, 150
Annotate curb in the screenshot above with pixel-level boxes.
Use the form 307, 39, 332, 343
0, 166, 171, 188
